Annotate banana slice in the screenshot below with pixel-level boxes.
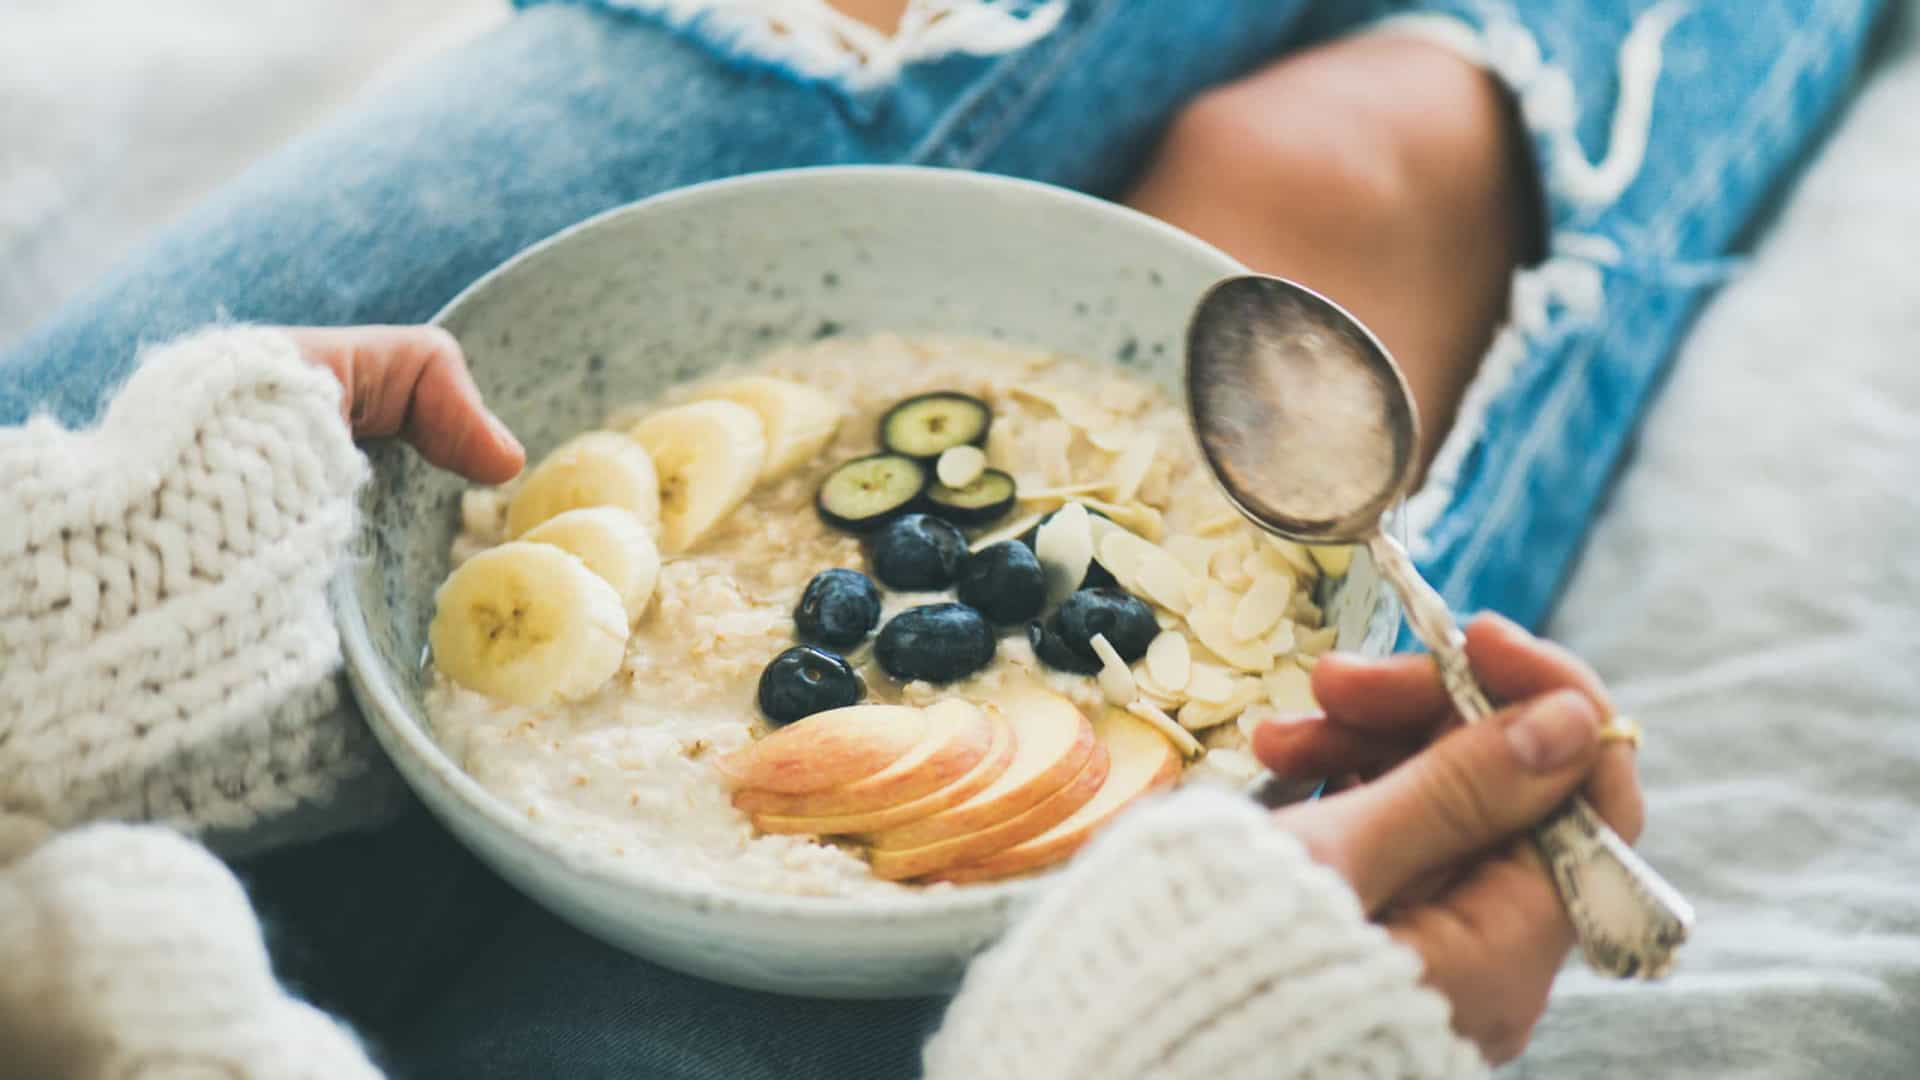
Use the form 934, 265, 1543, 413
694, 375, 842, 482
505, 431, 660, 539
429, 541, 630, 707
521, 506, 661, 625
628, 400, 767, 554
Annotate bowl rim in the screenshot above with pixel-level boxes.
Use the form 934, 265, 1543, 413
334, 164, 1260, 926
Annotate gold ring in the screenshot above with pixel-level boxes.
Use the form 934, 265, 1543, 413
1598, 714, 1642, 749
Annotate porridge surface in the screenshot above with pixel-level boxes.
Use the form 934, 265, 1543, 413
428, 333, 1319, 896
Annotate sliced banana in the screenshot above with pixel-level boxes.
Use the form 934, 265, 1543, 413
522, 507, 661, 625
429, 541, 630, 707
505, 431, 659, 540
694, 375, 842, 482
629, 400, 768, 555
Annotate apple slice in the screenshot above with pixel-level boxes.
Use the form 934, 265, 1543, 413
933, 707, 1182, 884
713, 704, 925, 795
867, 688, 1094, 852
867, 738, 1110, 882
753, 706, 1016, 836
734, 700, 992, 816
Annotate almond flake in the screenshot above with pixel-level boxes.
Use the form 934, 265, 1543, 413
1126, 700, 1205, 759
1187, 605, 1274, 673
1163, 535, 1217, 577
1231, 573, 1293, 642
1102, 430, 1159, 504
1076, 497, 1164, 542
935, 445, 987, 489
1031, 418, 1075, 485
1145, 630, 1192, 692
1086, 427, 1133, 453
1195, 513, 1246, 537
1264, 618, 1298, 655
1194, 748, 1263, 788
1261, 535, 1321, 577
1035, 502, 1094, 609
1132, 662, 1185, 708
1263, 664, 1319, 713
1287, 591, 1324, 626
1183, 573, 1212, 609
968, 510, 1046, 553
1017, 481, 1108, 503
1179, 678, 1263, 731
1209, 544, 1254, 591
1185, 662, 1234, 704
1095, 529, 1145, 587
1089, 633, 1137, 706
1297, 625, 1339, 655
1009, 383, 1108, 431
1135, 547, 1196, 615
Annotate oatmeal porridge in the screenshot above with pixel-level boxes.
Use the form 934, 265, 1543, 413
425, 333, 1349, 896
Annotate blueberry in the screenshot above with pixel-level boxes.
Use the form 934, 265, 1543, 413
870, 513, 969, 591
1027, 620, 1099, 675
1019, 508, 1117, 590
1049, 588, 1159, 668
956, 541, 1046, 625
794, 569, 882, 647
875, 603, 996, 683
757, 645, 865, 726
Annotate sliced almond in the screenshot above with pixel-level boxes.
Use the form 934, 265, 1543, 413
1193, 748, 1263, 788
1034, 502, 1094, 609
1009, 383, 1108, 431
1126, 700, 1205, 760
1261, 534, 1321, 578
1089, 633, 1137, 706
1194, 512, 1245, 537
1187, 604, 1274, 673
1017, 481, 1108, 503
1086, 426, 1133, 453
1178, 677, 1264, 731
1163, 535, 1217, 578
1231, 572, 1293, 642
1144, 630, 1192, 693
1184, 662, 1235, 705
1096, 529, 1146, 587
1293, 652, 1320, 672
1134, 546, 1196, 615
935, 445, 987, 489
1263, 664, 1319, 713
1296, 625, 1339, 655
1132, 662, 1185, 709
1102, 431, 1159, 504
1264, 618, 1298, 655
1030, 418, 1075, 485
969, 510, 1047, 553
1136, 457, 1173, 508
1209, 544, 1254, 591
1076, 497, 1164, 542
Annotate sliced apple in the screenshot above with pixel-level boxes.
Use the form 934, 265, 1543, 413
934, 707, 1182, 884
752, 706, 1016, 836
713, 704, 924, 795
867, 738, 1110, 882
866, 688, 1093, 852
733, 699, 991, 816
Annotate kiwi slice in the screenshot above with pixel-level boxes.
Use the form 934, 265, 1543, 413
879, 392, 991, 459
816, 454, 928, 532
924, 468, 1017, 526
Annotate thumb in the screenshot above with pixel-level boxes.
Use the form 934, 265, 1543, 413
1286, 688, 1601, 913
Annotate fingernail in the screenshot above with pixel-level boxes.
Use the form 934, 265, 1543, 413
1504, 689, 1598, 771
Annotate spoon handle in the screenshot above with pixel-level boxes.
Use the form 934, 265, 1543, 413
1365, 532, 1694, 979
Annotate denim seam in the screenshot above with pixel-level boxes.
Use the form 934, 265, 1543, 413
904, 0, 1119, 170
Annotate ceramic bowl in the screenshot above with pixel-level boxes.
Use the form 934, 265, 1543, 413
332, 166, 1400, 999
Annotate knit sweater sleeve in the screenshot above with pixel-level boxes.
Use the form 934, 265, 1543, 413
922, 787, 1489, 1080
0, 327, 403, 855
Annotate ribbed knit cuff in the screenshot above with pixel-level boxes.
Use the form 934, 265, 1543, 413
924, 787, 1488, 1080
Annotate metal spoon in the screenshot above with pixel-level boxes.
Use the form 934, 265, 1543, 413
1185, 273, 1693, 979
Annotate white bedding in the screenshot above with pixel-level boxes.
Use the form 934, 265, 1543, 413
2, 2, 1916, 1076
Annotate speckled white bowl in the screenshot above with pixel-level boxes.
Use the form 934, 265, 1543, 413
332, 166, 1399, 999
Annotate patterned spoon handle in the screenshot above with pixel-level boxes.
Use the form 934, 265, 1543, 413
1367, 531, 1694, 978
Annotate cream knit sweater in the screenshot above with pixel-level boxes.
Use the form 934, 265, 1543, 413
0, 329, 1485, 1079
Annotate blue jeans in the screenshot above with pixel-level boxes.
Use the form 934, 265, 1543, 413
0, 0, 1884, 1076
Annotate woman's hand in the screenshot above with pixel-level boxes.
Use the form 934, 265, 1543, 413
1253, 614, 1644, 1064
285, 325, 525, 483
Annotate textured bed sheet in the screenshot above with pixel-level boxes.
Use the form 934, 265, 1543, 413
1, 2, 1915, 1077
